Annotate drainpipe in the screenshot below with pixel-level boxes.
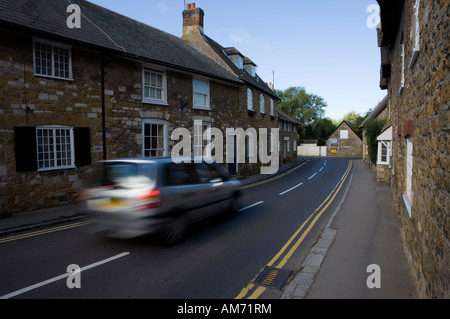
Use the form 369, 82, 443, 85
101, 56, 107, 160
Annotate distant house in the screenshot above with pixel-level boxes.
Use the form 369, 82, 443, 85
375, 0, 449, 298
277, 109, 300, 163
326, 121, 362, 157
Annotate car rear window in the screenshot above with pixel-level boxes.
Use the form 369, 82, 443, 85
101, 162, 156, 188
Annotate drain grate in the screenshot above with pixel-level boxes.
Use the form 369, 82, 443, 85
254, 266, 292, 290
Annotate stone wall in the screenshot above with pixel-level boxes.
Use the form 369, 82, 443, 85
0, 31, 105, 213
383, 0, 449, 298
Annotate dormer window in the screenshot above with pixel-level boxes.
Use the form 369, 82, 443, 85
236, 55, 243, 69
223, 47, 244, 70
244, 57, 257, 77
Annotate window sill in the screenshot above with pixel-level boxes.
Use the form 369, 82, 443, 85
35, 74, 74, 81
193, 106, 212, 111
402, 194, 412, 217
247, 109, 256, 116
38, 165, 76, 172
142, 99, 169, 106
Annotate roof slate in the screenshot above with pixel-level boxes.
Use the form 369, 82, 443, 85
0, 0, 241, 84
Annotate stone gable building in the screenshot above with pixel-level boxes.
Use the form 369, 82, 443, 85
376, 0, 449, 298
0, 0, 279, 213
326, 121, 362, 157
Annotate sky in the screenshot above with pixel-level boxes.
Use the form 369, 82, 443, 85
89, 0, 387, 121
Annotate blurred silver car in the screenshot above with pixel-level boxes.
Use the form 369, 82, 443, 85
84, 157, 242, 243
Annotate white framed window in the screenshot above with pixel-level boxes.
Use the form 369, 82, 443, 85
403, 137, 413, 217
143, 120, 168, 157
270, 99, 274, 116
36, 126, 75, 171
193, 121, 211, 157
409, 0, 420, 68
193, 79, 210, 110
377, 141, 391, 165
247, 88, 254, 111
259, 94, 265, 114
143, 68, 167, 105
399, 38, 405, 93
33, 39, 72, 80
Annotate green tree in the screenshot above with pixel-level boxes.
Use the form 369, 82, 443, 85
303, 118, 337, 146
276, 87, 328, 131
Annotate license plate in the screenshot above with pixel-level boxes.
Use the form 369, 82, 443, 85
91, 198, 127, 211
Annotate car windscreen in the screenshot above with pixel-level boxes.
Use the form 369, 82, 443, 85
101, 162, 155, 189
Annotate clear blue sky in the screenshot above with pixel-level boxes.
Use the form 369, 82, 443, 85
89, 0, 387, 121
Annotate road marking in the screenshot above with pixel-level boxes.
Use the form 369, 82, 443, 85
242, 161, 307, 189
236, 161, 353, 299
308, 173, 317, 180
0, 252, 130, 299
319, 167, 324, 172
238, 201, 264, 212
0, 221, 94, 244
279, 183, 303, 196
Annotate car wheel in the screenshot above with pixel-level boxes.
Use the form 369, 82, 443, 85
228, 193, 242, 216
163, 214, 188, 244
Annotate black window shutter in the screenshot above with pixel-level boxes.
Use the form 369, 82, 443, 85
74, 127, 91, 167
14, 127, 37, 172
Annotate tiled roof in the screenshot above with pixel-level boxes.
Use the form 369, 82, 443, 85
0, 0, 241, 84
202, 34, 278, 99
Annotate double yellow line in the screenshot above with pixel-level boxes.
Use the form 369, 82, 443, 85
0, 220, 93, 244
236, 160, 353, 299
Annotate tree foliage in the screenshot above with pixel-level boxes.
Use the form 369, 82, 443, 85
276, 87, 327, 129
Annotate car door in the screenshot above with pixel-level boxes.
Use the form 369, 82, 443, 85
193, 162, 231, 219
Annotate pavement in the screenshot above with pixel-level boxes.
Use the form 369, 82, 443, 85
0, 157, 419, 299
282, 160, 418, 299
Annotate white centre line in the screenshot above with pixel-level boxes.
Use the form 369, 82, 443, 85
279, 182, 303, 196
239, 201, 264, 212
0, 252, 130, 299
308, 173, 318, 180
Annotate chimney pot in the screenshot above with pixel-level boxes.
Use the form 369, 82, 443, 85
186, 3, 191, 10
192, 3, 196, 9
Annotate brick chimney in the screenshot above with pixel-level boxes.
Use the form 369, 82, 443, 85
183, 3, 204, 36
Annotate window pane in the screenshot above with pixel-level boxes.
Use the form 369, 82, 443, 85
143, 122, 166, 157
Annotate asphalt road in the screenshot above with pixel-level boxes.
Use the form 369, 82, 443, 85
0, 157, 353, 300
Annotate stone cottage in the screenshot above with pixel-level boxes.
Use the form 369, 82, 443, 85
376, 0, 449, 298
0, 0, 278, 213
326, 121, 362, 157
